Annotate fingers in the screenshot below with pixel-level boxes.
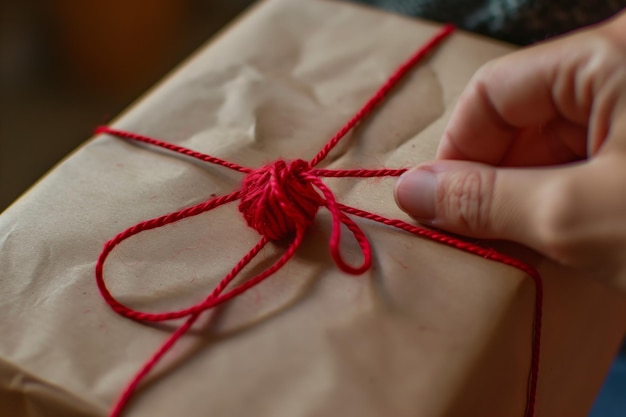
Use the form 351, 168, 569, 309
497, 120, 588, 166
437, 52, 557, 163
436, 12, 626, 166
394, 160, 566, 255
437, 30, 597, 165
394, 158, 626, 291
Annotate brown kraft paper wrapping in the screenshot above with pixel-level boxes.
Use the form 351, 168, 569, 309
1, 1, 625, 416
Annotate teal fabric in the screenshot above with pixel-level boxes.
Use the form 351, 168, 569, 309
349, 0, 626, 44
589, 343, 626, 417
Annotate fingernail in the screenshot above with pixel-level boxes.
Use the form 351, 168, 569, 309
395, 168, 436, 220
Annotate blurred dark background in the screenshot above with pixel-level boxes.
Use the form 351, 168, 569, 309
1, 0, 254, 211
0, 1, 623, 415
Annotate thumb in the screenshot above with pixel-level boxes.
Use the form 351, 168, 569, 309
394, 160, 555, 248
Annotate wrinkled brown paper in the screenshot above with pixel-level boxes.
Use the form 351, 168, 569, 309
1, 1, 625, 416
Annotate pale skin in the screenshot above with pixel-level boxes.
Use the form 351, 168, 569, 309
395, 10, 626, 294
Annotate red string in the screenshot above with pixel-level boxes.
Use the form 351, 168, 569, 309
309, 23, 455, 167
95, 24, 541, 417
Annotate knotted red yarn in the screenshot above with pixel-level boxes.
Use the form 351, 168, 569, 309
238, 159, 323, 240
95, 24, 542, 417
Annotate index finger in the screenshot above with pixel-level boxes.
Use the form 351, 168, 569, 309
436, 33, 591, 164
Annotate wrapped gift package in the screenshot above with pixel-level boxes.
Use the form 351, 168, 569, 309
1, 1, 625, 416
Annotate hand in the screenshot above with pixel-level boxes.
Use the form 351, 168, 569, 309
395, 11, 626, 292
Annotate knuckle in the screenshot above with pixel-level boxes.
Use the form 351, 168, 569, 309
474, 60, 499, 82
438, 170, 493, 232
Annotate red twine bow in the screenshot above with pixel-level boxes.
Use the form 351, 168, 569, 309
95, 25, 542, 417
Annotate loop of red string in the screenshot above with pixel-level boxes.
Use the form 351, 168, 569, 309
95, 24, 542, 417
